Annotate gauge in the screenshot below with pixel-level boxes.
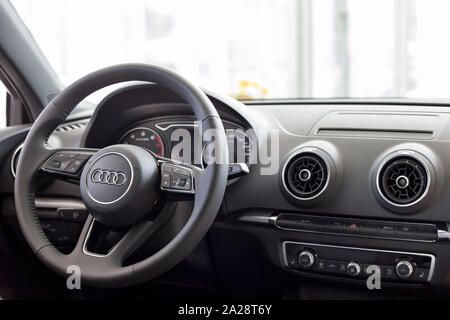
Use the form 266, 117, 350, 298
119, 127, 165, 156
202, 129, 255, 167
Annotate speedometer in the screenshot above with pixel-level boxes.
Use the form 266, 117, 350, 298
119, 127, 165, 156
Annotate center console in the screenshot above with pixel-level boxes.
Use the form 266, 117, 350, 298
238, 212, 443, 286
283, 241, 435, 284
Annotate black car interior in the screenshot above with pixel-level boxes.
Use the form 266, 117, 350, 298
1, 0, 450, 301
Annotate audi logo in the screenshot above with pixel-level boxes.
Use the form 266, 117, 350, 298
90, 169, 127, 186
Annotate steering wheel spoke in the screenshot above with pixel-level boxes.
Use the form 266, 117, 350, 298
40, 148, 98, 183
108, 220, 159, 265
71, 215, 159, 267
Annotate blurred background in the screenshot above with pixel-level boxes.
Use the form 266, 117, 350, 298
1, 0, 450, 125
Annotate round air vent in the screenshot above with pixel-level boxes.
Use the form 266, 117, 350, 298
377, 156, 429, 206
283, 152, 329, 200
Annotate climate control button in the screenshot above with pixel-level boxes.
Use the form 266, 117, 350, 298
298, 250, 315, 268
395, 260, 414, 279
346, 262, 361, 276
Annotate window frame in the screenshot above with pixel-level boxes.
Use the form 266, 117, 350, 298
0, 50, 40, 126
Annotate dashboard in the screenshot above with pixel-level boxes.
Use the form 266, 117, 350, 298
114, 117, 255, 168
4, 83, 450, 296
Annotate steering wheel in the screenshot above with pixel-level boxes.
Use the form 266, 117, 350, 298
14, 64, 229, 288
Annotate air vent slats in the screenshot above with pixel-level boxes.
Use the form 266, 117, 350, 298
379, 157, 428, 205
284, 153, 328, 199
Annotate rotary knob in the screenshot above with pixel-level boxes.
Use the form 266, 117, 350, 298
395, 260, 414, 279
298, 250, 315, 268
346, 262, 361, 276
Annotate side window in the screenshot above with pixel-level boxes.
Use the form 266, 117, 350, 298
0, 80, 6, 128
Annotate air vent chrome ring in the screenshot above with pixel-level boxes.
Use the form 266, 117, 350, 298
281, 147, 333, 201
375, 150, 432, 208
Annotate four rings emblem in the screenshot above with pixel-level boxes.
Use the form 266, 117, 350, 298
91, 169, 127, 186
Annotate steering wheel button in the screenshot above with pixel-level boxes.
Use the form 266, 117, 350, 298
162, 171, 171, 179
161, 177, 170, 188
51, 160, 62, 168
172, 167, 190, 176
45, 156, 73, 171
171, 173, 192, 189
64, 159, 85, 174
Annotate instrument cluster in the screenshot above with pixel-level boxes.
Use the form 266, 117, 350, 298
116, 117, 255, 167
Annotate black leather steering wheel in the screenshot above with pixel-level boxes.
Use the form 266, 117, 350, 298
14, 64, 229, 288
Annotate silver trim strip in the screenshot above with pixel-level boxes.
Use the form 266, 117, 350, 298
82, 219, 119, 257
274, 215, 437, 243
155, 122, 198, 131
35, 197, 86, 210
239, 213, 438, 243
282, 241, 436, 283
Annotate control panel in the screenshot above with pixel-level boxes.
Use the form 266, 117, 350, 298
275, 213, 438, 242
283, 242, 435, 284
42, 151, 92, 177
160, 162, 194, 193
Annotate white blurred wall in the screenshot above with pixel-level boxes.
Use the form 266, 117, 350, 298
9, 0, 450, 101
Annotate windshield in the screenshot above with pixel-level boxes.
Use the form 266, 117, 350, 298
11, 0, 450, 100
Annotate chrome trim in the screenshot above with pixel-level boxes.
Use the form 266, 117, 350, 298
375, 150, 432, 208
35, 197, 86, 210
395, 260, 414, 279
281, 147, 331, 201
10, 143, 23, 178
346, 262, 361, 276
273, 215, 437, 243
238, 213, 438, 243
298, 251, 315, 268
237, 214, 277, 225
85, 152, 134, 205
155, 122, 198, 131
90, 169, 127, 186
155, 118, 243, 132
437, 224, 450, 240
82, 219, 119, 258
298, 169, 312, 182
282, 241, 436, 283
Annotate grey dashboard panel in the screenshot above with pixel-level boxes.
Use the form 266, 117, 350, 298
217, 103, 450, 224
7, 82, 450, 225
257, 103, 450, 139
69, 85, 450, 224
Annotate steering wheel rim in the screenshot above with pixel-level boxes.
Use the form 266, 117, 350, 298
14, 64, 229, 288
